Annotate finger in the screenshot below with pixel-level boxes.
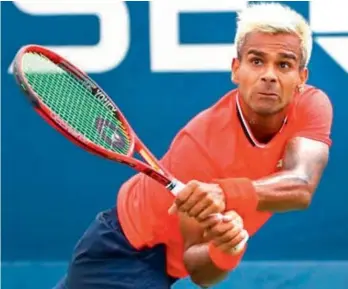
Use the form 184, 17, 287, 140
212, 222, 243, 246
169, 182, 201, 214
219, 231, 248, 255
206, 221, 237, 240
168, 203, 178, 215
178, 188, 206, 214
230, 231, 249, 254
196, 204, 224, 221
186, 196, 211, 218
199, 214, 222, 229
174, 181, 199, 209
216, 229, 248, 253
200, 211, 238, 230
223, 210, 242, 221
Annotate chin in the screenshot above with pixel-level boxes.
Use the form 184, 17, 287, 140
252, 104, 284, 116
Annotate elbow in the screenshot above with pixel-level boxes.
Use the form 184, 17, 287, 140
189, 275, 210, 288
293, 175, 313, 210
298, 188, 313, 210
184, 262, 214, 288
184, 257, 227, 288
298, 195, 311, 210
186, 266, 228, 288
189, 274, 225, 289
185, 268, 209, 288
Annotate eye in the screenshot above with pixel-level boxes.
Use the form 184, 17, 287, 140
251, 58, 263, 66
279, 61, 291, 69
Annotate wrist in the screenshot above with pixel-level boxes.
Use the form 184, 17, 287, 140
208, 242, 243, 271
215, 178, 259, 212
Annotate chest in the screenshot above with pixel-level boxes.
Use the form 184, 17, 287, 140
217, 130, 289, 180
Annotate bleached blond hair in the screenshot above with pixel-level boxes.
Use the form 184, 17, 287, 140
234, 2, 312, 68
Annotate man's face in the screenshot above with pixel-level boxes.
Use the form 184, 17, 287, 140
232, 32, 308, 116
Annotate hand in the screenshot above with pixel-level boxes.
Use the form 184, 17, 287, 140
204, 210, 248, 255
168, 180, 225, 220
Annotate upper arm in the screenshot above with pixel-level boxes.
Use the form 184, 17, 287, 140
283, 137, 329, 192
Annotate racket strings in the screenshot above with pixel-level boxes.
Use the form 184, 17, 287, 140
22, 52, 131, 155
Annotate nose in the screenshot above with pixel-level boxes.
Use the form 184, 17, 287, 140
261, 67, 277, 83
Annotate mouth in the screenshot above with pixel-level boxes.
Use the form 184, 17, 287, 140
257, 92, 279, 100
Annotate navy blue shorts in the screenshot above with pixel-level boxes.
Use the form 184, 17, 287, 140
53, 207, 178, 289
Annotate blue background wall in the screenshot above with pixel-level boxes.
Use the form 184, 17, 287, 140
2, 1, 348, 288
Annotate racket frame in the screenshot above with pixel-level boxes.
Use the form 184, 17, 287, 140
13, 44, 179, 190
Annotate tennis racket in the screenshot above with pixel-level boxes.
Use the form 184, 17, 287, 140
13, 44, 248, 252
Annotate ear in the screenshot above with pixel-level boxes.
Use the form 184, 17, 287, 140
231, 57, 241, 84
299, 67, 308, 86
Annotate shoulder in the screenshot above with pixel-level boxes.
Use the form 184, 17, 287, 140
293, 85, 333, 114
178, 88, 238, 143
287, 84, 333, 145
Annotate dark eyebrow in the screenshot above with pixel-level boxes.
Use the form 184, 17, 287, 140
247, 49, 297, 61
247, 49, 266, 57
278, 52, 297, 61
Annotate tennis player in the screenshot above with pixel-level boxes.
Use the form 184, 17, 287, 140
54, 3, 332, 289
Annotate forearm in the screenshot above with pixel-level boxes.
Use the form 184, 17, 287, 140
253, 171, 311, 211
183, 243, 229, 287
216, 172, 313, 214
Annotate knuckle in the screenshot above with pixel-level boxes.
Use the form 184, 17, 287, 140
189, 210, 199, 218
232, 226, 242, 237
215, 227, 224, 234
188, 212, 196, 218
197, 214, 206, 222
197, 213, 214, 223
195, 189, 205, 199
176, 195, 186, 202
212, 201, 223, 212
199, 188, 208, 197
183, 205, 192, 212
178, 205, 188, 212
227, 210, 239, 219
205, 197, 213, 204
233, 232, 246, 245
212, 199, 220, 207
188, 179, 199, 187
226, 231, 236, 240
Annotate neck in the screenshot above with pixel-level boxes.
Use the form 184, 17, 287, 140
238, 98, 288, 144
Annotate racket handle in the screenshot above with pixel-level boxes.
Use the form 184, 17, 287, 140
167, 179, 248, 254
167, 179, 186, 196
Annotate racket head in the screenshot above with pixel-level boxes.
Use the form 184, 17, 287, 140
13, 44, 175, 187
13, 44, 137, 159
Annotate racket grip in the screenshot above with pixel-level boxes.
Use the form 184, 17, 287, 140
167, 179, 186, 196
167, 179, 249, 253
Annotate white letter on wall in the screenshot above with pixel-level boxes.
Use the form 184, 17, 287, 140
150, 1, 247, 72
9, 1, 130, 73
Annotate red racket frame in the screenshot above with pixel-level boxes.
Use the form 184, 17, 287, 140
13, 44, 176, 189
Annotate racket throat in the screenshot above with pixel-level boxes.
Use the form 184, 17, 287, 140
139, 148, 164, 173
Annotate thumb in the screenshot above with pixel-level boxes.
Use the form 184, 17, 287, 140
168, 203, 178, 215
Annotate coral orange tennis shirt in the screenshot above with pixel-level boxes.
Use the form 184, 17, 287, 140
117, 85, 333, 278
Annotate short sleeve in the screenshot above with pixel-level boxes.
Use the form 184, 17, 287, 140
293, 89, 333, 146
